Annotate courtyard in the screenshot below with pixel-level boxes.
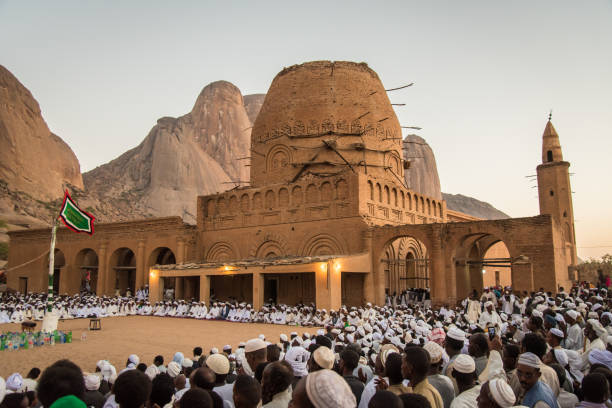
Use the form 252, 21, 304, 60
0, 317, 320, 377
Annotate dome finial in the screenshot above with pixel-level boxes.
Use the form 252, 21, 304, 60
548, 109, 552, 121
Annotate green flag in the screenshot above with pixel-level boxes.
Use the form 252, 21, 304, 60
59, 191, 95, 234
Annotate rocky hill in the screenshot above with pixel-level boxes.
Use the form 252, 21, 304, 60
0, 65, 510, 231
443, 193, 509, 220
0, 65, 84, 232
403, 134, 443, 201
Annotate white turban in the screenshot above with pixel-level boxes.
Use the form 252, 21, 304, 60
145, 365, 159, 380
101, 362, 117, 382
488, 379, 516, 407
518, 352, 541, 368
447, 327, 466, 342
589, 349, 612, 371
167, 361, 181, 378
552, 349, 569, 367
305, 369, 356, 408
84, 374, 100, 391
181, 358, 193, 369
6, 373, 23, 391
284, 346, 309, 377
588, 319, 608, 338
128, 354, 140, 367
380, 344, 399, 368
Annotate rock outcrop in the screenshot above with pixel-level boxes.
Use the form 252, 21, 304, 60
0, 65, 83, 202
189, 81, 252, 182
243, 94, 266, 125
402, 134, 443, 201
443, 193, 509, 220
82, 87, 243, 223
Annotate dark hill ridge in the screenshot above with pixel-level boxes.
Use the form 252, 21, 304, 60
442, 193, 510, 220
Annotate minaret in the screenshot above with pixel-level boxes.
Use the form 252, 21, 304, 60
536, 115, 577, 267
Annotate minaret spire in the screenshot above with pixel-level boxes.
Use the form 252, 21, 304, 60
542, 115, 563, 163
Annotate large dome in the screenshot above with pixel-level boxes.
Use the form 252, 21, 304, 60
250, 61, 404, 187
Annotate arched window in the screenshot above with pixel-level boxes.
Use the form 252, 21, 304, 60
547, 150, 553, 162
377, 184, 382, 202
368, 181, 374, 201
384, 186, 390, 205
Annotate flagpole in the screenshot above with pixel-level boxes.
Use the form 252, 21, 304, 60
47, 217, 59, 313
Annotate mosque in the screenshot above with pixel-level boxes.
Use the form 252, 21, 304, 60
6, 61, 578, 311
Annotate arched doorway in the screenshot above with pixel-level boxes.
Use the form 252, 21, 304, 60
75, 249, 98, 294
148, 247, 178, 299
381, 236, 429, 305
50, 249, 66, 294
454, 233, 514, 300
110, 248, 136, 296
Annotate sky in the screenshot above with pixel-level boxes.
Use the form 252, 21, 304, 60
1, 1, 611, 260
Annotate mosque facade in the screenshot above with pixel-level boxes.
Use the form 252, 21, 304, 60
6, 61, 577, 310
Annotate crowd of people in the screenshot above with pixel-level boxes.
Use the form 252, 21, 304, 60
1, 283, 612, 408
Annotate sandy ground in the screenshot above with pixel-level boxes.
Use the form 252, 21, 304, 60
0, 316, 320, 377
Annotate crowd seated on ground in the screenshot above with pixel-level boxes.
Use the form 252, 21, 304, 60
1, 282, 612, 407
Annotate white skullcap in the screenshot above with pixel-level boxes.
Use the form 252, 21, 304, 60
305, 369, 356, 408
550, 328, 564, 338
593, 303, 603, 311
423, 341, 444, 364
84, 374, 100, 391
346, 333, 355, 343
280, 334, 288, 342
167, 361, 181, 378
331, 329, 341, 335
447, 327, 466, 341
284, 346, 309, 377
182, 358, 193, 368
96, 360, 107, 370
245, 338, 267, 353
210, 347, 219, 354
488, 379, 516, 408
317, 329, 325, 336
259, 334, 266, 340
206, 353, 230, 375
145, 365, 159, 380
589, 349, 612, 371
566, 310, 578, 320
553, 349, 569, 367
484, 301, 493, 308
453, 354, 475, 374
223, 345, 232, 351
5, 373, 23, 391
531, 310, 543, 318
345, 326, 355, 333
518, 352, 541, 368
313, 346, 335, 369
